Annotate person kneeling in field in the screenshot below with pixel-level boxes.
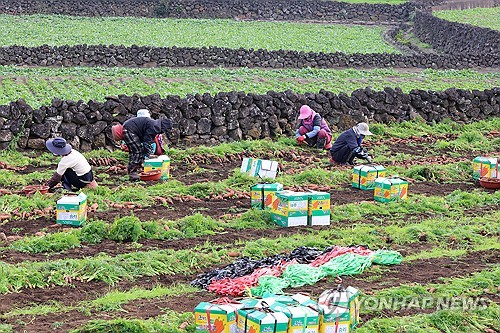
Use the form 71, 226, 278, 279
330, 122, 373, 166
295, 105, 333, 150
112, 117, 173, 181
45, 137, 98, 191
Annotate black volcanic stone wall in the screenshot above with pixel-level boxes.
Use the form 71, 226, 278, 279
0, 45, 498, 69
0, 88, 498, 151
414, 11, 500, 57
0, 0, 416, 21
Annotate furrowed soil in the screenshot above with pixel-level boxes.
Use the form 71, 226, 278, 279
0, 133, 499, 333
3, 249, 498, 333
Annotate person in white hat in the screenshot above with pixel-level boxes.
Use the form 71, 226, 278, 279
45, 137, 98, 191
136, 109, 151, 118
330, 122, 373, 165
295, 105, 333, 150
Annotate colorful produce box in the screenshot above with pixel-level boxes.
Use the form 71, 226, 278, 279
241, 158, 279, 179
318, 286, 360, 333
194, 301, 243, 333
308, 191, 331, 226
56, 193, 88, 226
271, 190, 309, 227
250, 183, 284, 210
237, 307, 289, 333
374, 177, 408, 203
144, 155, 170, 180
269, 302, 320, 333
472, 156, 498, 180
352, 165, 386, 190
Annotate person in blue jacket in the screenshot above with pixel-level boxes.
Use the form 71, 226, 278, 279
330, 122, 373, 165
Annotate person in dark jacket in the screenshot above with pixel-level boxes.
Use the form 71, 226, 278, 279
112, 117, 172, 181
295, 105, 332, 150
330, 122, 373, 165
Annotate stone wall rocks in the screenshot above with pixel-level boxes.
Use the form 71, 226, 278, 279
0, 0, 416, 21
0, 88, 498, 151
1, 45, 498, 69
414, 11, 500, 58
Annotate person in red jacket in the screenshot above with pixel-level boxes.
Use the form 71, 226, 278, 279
295, 105, 333, 150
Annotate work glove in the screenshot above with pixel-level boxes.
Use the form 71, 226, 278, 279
297, 135, 307, 144
366, 155, 373, 163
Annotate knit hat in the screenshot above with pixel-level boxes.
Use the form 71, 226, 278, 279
111, 124, 124, 141
46, 137, 72, 156
298, 105, 313, 119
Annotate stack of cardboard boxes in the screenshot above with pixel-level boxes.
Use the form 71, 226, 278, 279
351, 164, 409, 203
195, 288, 360, 333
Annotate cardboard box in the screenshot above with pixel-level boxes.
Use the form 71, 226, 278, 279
144, 155, 170, 180
251, 183, 284, 210
56, 193, 88, 226
194, 301, 243, 333
271, 190, 308, 227
269, 303, 319, 333
241, 158, 279, 179
237, 307, 289, 333
472, 156, 498, 180
318, 286, 360, 333
352, 165, 386, 190
374, 177, 408, 203
308, 191, 331, 226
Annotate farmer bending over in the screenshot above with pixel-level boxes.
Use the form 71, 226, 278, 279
45, 137, 98, 191
330, 122, 373, 166
295, 105, 332, 150
112, 117, 172, 181
120, 109, 166, 156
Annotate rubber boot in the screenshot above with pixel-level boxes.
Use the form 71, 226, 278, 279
129, 165, 140, 181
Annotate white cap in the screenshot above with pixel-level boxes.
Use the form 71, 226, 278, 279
136, 109, 151, 118
356, 122, 373, 136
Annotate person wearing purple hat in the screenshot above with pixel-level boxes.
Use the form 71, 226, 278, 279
295, 105, 332, 150
45, 137, 98, 191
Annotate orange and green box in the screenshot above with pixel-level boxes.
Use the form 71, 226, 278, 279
56, 193, 88, 226
472, 156, 498, 180
194, 301, 242, 333
352, 165, 386, 190
237, 307, 289, 333
144, 155, 170, 180
374, 177, 408, 203
271, 190, 309, 227
251, 183, 283, 210
308, 191, 331, 226
318, 286, 360, 333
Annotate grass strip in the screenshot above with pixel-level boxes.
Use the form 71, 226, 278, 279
434, 7, 500, 31
1, 67, 499, 107
0, 15, 397, 54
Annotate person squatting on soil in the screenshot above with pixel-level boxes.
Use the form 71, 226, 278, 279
295, 105, 333, 150
330, 122, 373, 165
112, 117, 173, 181
45, 137, 98, 191
119, 109, 166, 156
